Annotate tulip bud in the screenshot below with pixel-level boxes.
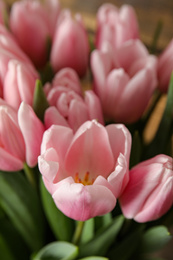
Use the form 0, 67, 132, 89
3, 60, 39, 109
96, 3, 139, 51
9, 0, 61, 68
50, 10, 89, 77
119, 154, 173, 222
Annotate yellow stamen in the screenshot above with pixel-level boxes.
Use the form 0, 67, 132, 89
74, 172, 94, 185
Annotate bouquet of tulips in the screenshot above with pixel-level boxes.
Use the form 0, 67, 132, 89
0, 0, 172, 259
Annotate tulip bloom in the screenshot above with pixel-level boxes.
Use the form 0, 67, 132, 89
45, 87, 104, 132
119, 154, 173, 222
157, 39, 173, 92
91, 40, 158, 123
38, 120, 131, 221
96, 3, 139, 51
0, 100, 44, 171
0, 24, 34, 97
9, 0, 61, 68
3, 59, 39, 109
50, 10, 89, 77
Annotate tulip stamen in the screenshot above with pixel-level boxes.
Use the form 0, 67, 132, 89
74, 172, 94, 185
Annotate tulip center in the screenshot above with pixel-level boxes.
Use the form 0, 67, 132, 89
74, 172, 94, 186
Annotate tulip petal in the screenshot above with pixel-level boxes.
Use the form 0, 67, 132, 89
64, 120, 114, 180
84, 90, 104, 125
52, 176, 116, 221
0, 147, 23, 171
0, 105, 25, 161
44, 106, 69, 129
18, 102, 45, 167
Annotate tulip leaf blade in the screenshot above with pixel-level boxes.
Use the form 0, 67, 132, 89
79, 215, 124, 257
0, 212, 29, 260
33, 79, 49, 122
0, 171, 45, 251
40, 178, 74, 241
139, 225, 172, 253
33, 241, 78, 260
108, 224, 144, 260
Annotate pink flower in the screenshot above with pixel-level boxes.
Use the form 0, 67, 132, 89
0, 24, 34, 97
119, 154, 173, 222
44, 68, 104, 132
38, 120, 131, 221
9, 0, 61, 68
157, 39, 173, 92
96, 3, 139, 51
0, 100, 44, 171
50, 10, 89, 77
3, 59, 39, 109
44, 68, 82, 96
45, 87, 104, 132
91, 40, 158, 123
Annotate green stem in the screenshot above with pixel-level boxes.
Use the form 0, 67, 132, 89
23, 163, 36, 188
72, 221, 85, 245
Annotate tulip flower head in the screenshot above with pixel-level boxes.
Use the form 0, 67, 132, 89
119, 154, 173, 222
91, 40, 158, 123
38, 120, 131, 221
0, 100, 44, 171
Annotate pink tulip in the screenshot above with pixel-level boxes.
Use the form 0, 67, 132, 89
0, 100, 44, 171
96, 3, 139, 51
0, 24, 35, 97
3, 59, 39, 109
38, 120, 131, 221
119, 154, 173, 222
91, 40, 158, 123
9, 0, 61, 68
44, 87, 104, 132
44, 68, 82, 96
157, 39, 173, 92
50, 10, 89, 77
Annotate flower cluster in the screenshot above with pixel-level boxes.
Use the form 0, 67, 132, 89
0, 0, 172, 259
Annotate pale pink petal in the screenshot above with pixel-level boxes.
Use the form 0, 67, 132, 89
44, 106, 69, 129
0, 147, 23, 171
68, 99, 89, 132
40, 124, 73, 165
84, 90, 104, 125
64, 120, 114, 180
38, 148, 59, 183
0, 106, 25, 161
18, 102, 45, 167
135, 176, 173, 222
52, 177, 116, 221
119, 164, 165, 219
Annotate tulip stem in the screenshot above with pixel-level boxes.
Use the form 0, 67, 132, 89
72, 221, 85, 245
23, 163, 36, 188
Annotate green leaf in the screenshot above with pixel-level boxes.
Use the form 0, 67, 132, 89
0, 213, 29, 260
33, 241, 78, 260
0, 171, 45, 251
79, 257, 108, 260
0, 234, 16, 260
33, 80, 49, 122
108, 224, 144, 260
139, 226, 172, 253
94, 213, 113, 233
79, 215, 124, 257
40, 178, 74, 241
80, 218, 95, 244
